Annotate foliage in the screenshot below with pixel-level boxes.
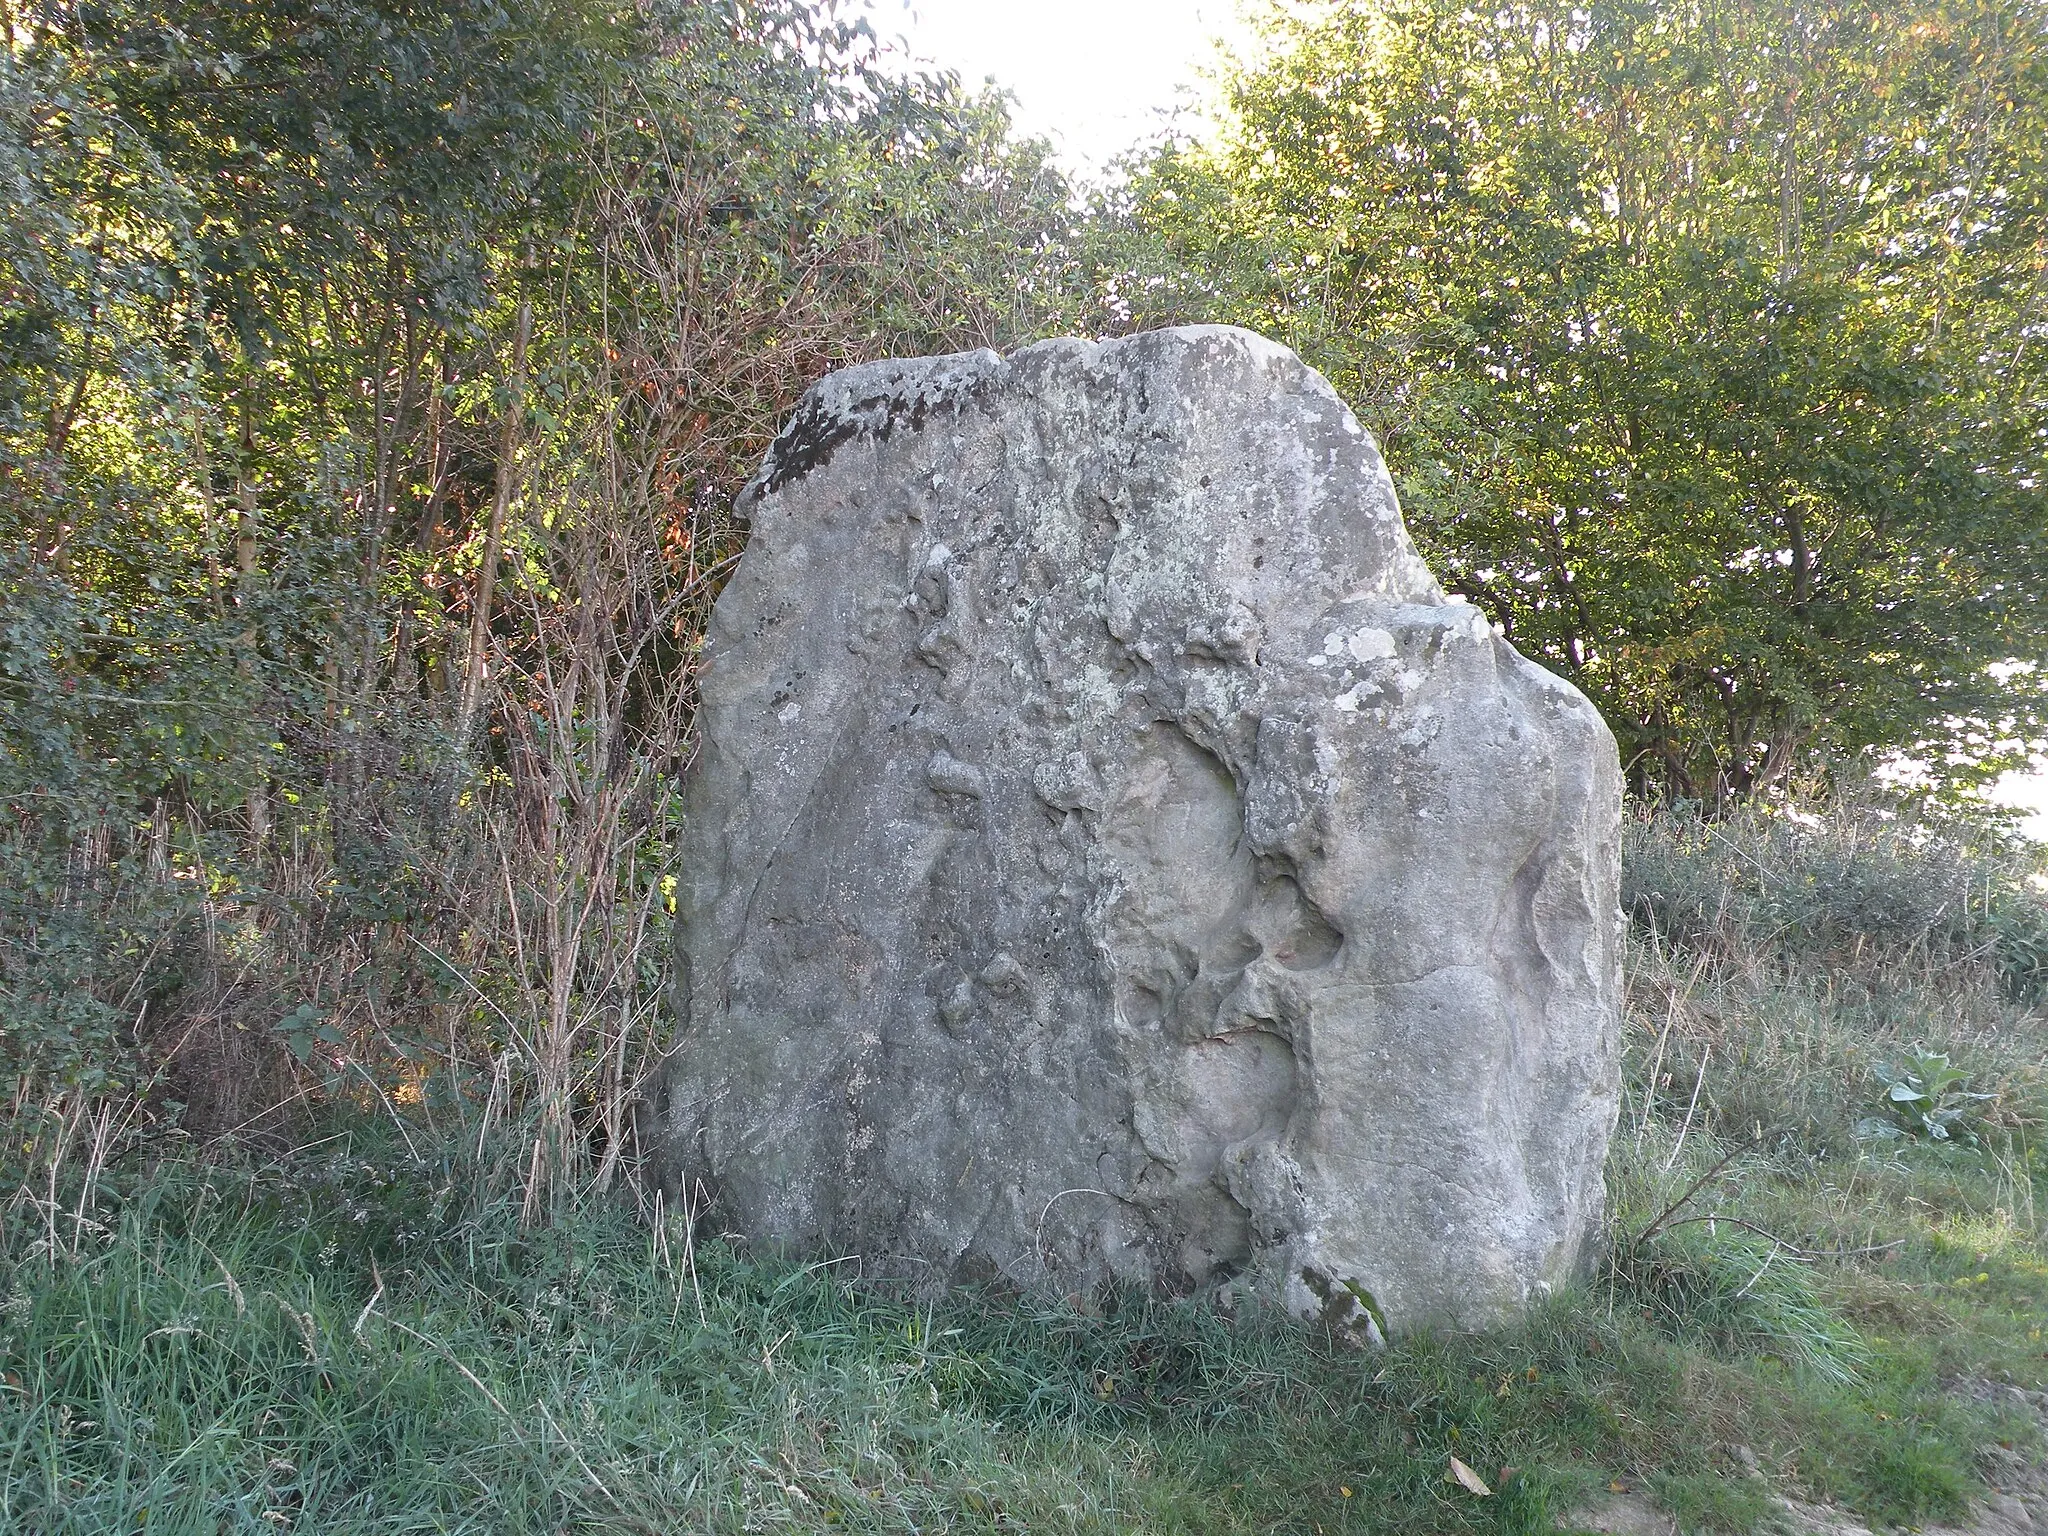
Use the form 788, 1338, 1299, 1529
4, 8, 2048, 1527
0, 805, 2041, 1533
1617, 1172, 1869, 1383
1, 1102, 2038, 1535
1617, 801, 2047, 1174
1988, 894, 2048, 1002
1101, 0, 2048, 801
1873, 1048, 1997, 1146
1622, 799, 2048, 996
0, 0, 1083, 1187
11, 0, 2047, 1190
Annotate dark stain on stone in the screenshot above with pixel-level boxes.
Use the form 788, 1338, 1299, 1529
1301, 1265, 1388, 1339
1299, 1264, 1357, 1327
758, 374, 993, 495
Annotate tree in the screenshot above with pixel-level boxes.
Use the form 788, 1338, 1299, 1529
1, 0, 1084, 1170
1100, 0, 2048, 802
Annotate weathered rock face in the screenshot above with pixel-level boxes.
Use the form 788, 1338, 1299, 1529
657, 326, 1621, 1335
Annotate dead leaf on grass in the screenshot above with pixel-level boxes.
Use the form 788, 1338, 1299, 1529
1448, 1456, 1493, 1496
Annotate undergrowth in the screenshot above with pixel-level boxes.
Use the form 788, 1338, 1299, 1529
2, 804, 2045, 1534
3, 1125, 2034, 1536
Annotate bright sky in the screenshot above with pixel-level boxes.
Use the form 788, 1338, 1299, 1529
1991, 763, 2048, 842
876, 0, 1259, 175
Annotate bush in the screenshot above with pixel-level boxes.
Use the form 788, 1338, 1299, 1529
1622, 803, 2048, 994
1620, 802, 2048, 1158
1615, 1218, 1866, 1383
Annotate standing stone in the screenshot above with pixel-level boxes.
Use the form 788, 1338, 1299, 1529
656, 326, 1620, 1335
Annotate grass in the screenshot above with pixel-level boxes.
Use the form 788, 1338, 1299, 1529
3, 804, 2046, 1534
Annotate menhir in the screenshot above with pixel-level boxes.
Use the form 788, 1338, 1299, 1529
655, 326, 1620, 1337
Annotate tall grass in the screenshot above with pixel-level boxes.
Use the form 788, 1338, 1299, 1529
4, 803, 2045, 1534
1, 1129, 2022, 1536
1, 1136, 1548, 1534
1619, 803, 2048, 1158
4, 1115, 2035, 1535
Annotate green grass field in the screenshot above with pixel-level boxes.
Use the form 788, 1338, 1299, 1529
4, 809, 2044, 1534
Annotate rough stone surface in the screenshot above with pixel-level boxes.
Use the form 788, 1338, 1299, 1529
656, 326, 1621, 1334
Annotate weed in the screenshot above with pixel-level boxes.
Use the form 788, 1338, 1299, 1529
1617, 1217, 1868, 1383
2, 806, 2043, 1534
1870, 1049, 1996, 1146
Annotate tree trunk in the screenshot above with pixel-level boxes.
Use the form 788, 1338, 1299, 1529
190, 399, 224, 618
236, 388, 269, 847
458, 293, 534, 741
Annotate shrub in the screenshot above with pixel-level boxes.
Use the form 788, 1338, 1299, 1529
1622, 803, 2047, 987
1615, 1219, 1867, 1384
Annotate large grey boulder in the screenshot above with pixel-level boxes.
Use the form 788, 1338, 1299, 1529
656, 326, 1620, 1335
